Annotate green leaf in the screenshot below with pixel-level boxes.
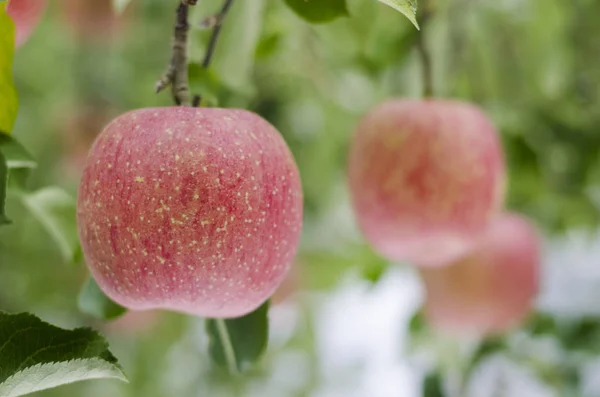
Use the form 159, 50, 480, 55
284, 0, 349, 24
255, 32, 281, 60
377, 0, 419, 29
212, 0, 265, 90
0, 312, 127, 397
0, 151, 10, 226
524, 312, 558, 336
355, 245, 388, 284
205, 300, 270, 373
112, 0, 132, 15
188, 63, 222, 107
0, 4, 18, 134
423, 372, 445, 397
21, 187, 80, 263
300, 244, 389, 290
466, 336, 506, 373
0, 134, 37, 170
7, 168, 33, 191
78, 277, 128, 321
0, 134, 37, 190
408, 310, 426, 335
560, 318, 600, 352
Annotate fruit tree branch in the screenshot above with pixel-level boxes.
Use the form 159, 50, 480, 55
191, 0, 236, 106
156, 1, 197, 106
416, 0, 435, 98
201, 0, 236, 69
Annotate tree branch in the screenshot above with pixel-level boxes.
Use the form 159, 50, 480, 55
156, 1, 196, 106
201, 0, 235, 69
156, 0, 235, 107
416, 0, 435, 98
191, 0, 235, 106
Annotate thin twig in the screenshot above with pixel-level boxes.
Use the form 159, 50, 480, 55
157, 0, 235, 107
416, 0, 435, 98
201, 0, 235, 69
191, 0, 235, 106
156, 1, 195, 106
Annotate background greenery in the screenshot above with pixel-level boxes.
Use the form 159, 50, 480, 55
2, 0, 600, 395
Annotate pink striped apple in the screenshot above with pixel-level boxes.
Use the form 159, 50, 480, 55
420, 213, 540, 336
348, 99, 505, 267
6, 0, 47, 47
77, 107, 303, 318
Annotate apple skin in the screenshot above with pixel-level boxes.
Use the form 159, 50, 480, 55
6, 0, 47, 47
77, 107, 303, 318
348, 99, 505, 267
420, 213, 540, 336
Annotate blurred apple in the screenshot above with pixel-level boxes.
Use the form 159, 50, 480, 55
271, 263, 301, 305
58, 0, 130, 41
6, 0, 48, 47
104, 310, 161, 336
420, 212, 540, 336
348, 99, 505, 267
60, 103, 116, 180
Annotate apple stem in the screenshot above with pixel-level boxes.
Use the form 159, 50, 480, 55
156, 1, 195, 106
416, 0, 435, 98
214, 318, 240, 375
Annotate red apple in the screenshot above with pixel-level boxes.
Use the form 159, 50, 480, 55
6, 0, 47, 47
77, 107, 303, 318
348, 99, 505, 267
420, 213, 540, 336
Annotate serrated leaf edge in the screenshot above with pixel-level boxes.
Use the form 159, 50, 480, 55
0, 358, 127, 397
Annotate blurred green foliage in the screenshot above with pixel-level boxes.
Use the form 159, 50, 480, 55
0, 3, 18, 133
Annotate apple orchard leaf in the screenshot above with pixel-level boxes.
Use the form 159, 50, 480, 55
0, 3, 18, 135
300, 244, 389, 290
284, 0, 349, 24
0, 151, 9, 226
0, 134, 37, 170
112, 0, 132, 15
409, 310, 426, 335
21, 187, 80, 263
466, 336, 507, 375
205, 300, 270, 373
0, 134, 37, 193
422, 372, 444, 397
0, 312, 127, 397
377, 0, 419, 29
212, 0, 265, 90
78, 277, 128, 321
188, 64, 221, 107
